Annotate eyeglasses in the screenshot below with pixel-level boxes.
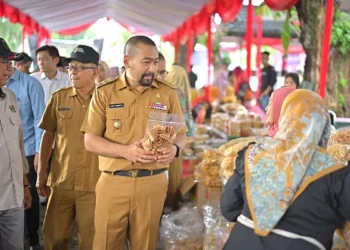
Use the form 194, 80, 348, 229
66, 65, 97, 72
0, 60, 14, 70
158, 70, 168, 78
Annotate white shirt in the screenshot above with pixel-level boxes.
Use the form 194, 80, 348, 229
0, 88, 29, 210
31, 70, 70, 105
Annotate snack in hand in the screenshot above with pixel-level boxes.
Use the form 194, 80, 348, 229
142, 125, 176, 154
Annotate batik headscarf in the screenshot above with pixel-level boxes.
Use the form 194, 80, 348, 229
245, 89, 345, 236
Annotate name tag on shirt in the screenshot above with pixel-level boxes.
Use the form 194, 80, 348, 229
109, 103, 124, 109
57, 107, 71, 111
149, 102, 168, 111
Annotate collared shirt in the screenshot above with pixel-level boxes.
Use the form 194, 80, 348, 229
81, 72, 187, 172
38, 86, 100, 192
0, 88, 29, 210
31, 70, 70, 105
7, 69, 45, 156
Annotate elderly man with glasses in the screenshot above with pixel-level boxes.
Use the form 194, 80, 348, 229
36, 45, 101, 250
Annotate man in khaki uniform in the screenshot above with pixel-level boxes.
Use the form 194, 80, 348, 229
81, 36, 187, 250
36, 45, 101, 250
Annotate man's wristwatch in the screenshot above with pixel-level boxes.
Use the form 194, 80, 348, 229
174, 144, 180, 158
24, 184, 31, 188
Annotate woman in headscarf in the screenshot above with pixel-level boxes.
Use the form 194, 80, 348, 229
95, 61, 109, 86
266, 87, 295, 138
166, 64, 195, 137
232, 67, 253, 104
231, 67, 266, 121
164, 64, 195, 210
221, 89, 349, 250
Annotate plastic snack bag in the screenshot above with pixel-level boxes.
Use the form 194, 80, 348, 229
142, 111, 185, 155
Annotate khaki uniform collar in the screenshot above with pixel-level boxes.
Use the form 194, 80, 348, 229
116, 71, 159, 90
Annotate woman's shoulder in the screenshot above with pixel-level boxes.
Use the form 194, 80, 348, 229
327, 162, 350, 181
234, 142, 257, 176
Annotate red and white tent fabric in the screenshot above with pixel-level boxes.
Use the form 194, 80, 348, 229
1, 0, 212, 37
0, 0, 333, 98
0, 0, 245, 42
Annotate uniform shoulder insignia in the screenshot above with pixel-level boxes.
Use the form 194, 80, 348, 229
156, 78, 174, 89
97, 76, 119, 88
51, 86, 71, 96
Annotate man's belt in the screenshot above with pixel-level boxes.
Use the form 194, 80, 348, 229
103, 169, 165, 178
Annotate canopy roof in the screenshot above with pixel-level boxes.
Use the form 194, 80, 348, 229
2, 0, 211, 35
1, 0, 246, 43
227, 7, 298, 38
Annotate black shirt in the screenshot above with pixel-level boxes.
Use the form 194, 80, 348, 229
221, 146, 350, 250
188, 71, 197, 89
261, 65, 277, 96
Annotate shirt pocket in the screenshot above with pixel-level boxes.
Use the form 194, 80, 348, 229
57, 110, 73, 133
106, 109, 132, 137
8, 114, 21, 141
17, 96, 30, 106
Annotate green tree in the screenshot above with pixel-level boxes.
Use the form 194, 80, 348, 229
0, 18, 22, 51
296, 0, 350, 116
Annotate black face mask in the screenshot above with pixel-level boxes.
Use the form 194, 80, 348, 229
138, 73, 154, 87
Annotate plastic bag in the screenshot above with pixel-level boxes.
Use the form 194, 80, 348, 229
215, 217, 235, 250
194, 149, 224, 187
159, 207, 205, 250
141, 111, 185, 154
219, 137, 257, 154
220, 156, 236, 180
327, 144, 350, 163
328, 127, 350, 147
203, 205, 220, 250
202, 205, 235, 250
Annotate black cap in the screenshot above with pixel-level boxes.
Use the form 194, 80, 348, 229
57, 56, 66, 67
0, 38, 23, 61
63, 45, 99, 66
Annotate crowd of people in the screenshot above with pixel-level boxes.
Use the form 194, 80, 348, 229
0, 33, 349, 250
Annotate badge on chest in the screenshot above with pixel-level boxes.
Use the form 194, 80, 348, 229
57, 107, 71, 111
109, 103, 124, 109
149, 102, 168, 111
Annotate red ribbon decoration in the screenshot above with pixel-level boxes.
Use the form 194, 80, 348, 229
255, 14, 263, 97
319, 0, 334, 99
246, 0, 253, 80
205, 15, 213, 100
264, 0, 300, 11
186, 21, 194, 72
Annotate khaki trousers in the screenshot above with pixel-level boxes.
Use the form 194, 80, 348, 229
164, 155, 183, 209
93, 172, 168, 250
43, 187, 96, 250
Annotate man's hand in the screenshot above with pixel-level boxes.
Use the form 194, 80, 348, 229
36, 170, 49, 197
34, 153, 39, 172
24, 187, 32, 210
124, 140, 157, 163
156, 145, 177, 164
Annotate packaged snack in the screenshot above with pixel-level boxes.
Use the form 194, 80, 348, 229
142, 112, 185, 155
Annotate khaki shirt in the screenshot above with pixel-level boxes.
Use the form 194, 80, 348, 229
0, 88, 29, 210
81, 73, 186, 172
38, 87, 100, 192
